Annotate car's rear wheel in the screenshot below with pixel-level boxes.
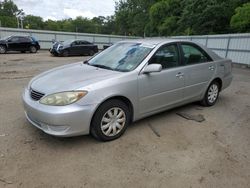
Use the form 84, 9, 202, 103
89, 50, 95, 56
201, 81, 220, 106
30, 46, 37, 53
90, 99, 130, 141
0, 45, 7, 54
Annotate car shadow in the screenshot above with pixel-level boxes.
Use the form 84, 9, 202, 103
27, 96, 228, 147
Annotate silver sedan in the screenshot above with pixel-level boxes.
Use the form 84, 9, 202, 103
22, 39, 233, 141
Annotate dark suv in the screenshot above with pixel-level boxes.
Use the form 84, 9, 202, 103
0, 36, 40, 54
50, 40, 98, 57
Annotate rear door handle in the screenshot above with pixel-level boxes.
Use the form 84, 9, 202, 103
176, 72, 184, 78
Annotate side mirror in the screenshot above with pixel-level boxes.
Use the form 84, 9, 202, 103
143, 64, 162, 74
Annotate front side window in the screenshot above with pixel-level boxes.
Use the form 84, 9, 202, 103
149, 44, 180, 69
181, 44, 211, 65
9, 37, 19, 42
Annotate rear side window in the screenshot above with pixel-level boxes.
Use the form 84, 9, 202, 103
19, 37, 31, 42
149, 44, 180, 69
81, 41, 91, 45
181, 44, 212, 65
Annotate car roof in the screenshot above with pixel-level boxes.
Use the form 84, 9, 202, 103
120, 38, 223, 61
10, 35, 31, 37
120, 38, 181, 46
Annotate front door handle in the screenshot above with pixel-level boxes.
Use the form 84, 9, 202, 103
209, 66, 215, 70
176, 72, 184, 78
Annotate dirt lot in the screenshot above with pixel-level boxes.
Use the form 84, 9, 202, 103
0, 51, 250, 188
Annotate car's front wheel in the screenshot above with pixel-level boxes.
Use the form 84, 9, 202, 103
90, 99, 130, 141
0, 45, 7, 54
201, 81, 220, 106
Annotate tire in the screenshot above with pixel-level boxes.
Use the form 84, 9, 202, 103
200, 81, 220, 106
30, 46, 37, 53
62, 50, 69, 57
90, 99, 130, 141
0, 45, 7, 54
89, 50, 95, 56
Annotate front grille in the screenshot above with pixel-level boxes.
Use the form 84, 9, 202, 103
30, 89, 45, 101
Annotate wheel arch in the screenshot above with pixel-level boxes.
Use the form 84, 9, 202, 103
211, 77, 222, 91
90, 95, 134, 126
0, 44, 7, 50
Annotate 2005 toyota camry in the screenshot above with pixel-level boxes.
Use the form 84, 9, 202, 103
23, 39, 233, 141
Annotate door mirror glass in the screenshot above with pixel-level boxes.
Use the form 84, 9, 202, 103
143, 64, 162, 74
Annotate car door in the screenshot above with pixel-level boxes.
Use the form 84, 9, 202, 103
138, 43, 185, 115
180, 43, 215, 101
70, 41, 81, 55
19, 37, 31, 51
7, 37, 21, 51
80, 41, 92, 54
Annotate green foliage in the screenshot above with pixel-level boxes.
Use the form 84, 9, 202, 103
0, 0, 23, 27
231, 3, 250, 32
115, 0, 158, 36
23, 15, 44, 29
148, 0, 182, 36
0, 16, 17, 27
0, 0, 19, 17
0, 0, 249, 36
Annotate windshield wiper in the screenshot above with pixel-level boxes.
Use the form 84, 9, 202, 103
83, 60, 89, 65
91, 64, 114, 71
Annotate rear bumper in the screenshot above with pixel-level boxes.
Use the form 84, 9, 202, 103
222, 73, 233, 90
22, 88, 96, 137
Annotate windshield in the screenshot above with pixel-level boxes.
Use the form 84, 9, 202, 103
62, 39, 74, 46
88, 42, 153, 72
1, 36, 10, 40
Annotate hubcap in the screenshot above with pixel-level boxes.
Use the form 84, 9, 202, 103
208, 84, 219, 103
101, 107, 126, 137
0, 46, 5, 53
31, 47, 36, 53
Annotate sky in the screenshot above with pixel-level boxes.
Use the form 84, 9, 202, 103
13, 0, 116, 20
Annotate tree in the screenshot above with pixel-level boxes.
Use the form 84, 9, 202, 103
0, 0, 24, 27
230, 3, 250, 32
0, 0, 19, 17
23, 15, 44, 29
115, 0, 158, 36
148, 0, 182, 36
44, 19, 60, 31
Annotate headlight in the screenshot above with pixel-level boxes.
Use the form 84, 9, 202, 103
40, 91, 87, 106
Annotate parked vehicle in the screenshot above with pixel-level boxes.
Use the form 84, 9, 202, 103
103, 43, 113, 49
50, 39, 98, 57
0, 36, 40, 54
23, 39, 233, 141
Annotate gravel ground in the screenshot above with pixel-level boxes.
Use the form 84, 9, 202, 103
0, 51, 250, 188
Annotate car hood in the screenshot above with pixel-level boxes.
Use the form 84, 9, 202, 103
30, 62, 121, 94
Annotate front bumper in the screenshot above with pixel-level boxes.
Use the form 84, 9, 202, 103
49, 48, 62, 56
22, 88, 96, 137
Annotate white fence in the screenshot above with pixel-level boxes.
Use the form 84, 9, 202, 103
0, 27, 249, 65
0, 27, 138, 50
172, 33, 250, 66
